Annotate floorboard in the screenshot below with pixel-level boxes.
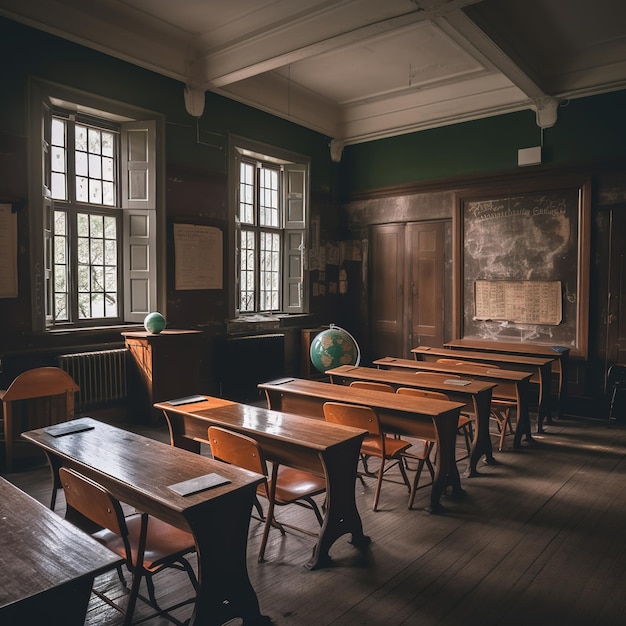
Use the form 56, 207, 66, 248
4, 412, 626, 625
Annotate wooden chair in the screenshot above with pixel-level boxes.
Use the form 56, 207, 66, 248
207, 425, 326, 562
396, 386, 474, 459
322, 401, 422, 511
0, 367, 79, 472
435, 359, 516, 450
59, 466, 198, 626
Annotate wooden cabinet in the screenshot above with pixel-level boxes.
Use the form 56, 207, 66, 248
122, 330, 201, 422
300, 327, 329, 379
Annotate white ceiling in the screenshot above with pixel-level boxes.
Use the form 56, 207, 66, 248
3, 0, 626, 152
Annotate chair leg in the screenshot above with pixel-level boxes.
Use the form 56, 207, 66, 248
123, 513, 149, 626
372, 457, 385, 512
258, 467, 280, 563
407, 458, 427, 509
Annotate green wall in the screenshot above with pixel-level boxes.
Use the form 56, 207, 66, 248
339, 89, 626, 196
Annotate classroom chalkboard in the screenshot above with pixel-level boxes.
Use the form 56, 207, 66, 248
454, 178, 590, 358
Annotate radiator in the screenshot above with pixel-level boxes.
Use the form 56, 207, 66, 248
219, 333, 285, 401
57, 349, 128, 410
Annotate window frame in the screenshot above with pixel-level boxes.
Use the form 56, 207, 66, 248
28, 78, 166, 333
228, 135, 309, 319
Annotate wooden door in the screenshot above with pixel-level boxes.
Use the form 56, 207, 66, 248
370, 224, 405, 359
407, 221, 444, 348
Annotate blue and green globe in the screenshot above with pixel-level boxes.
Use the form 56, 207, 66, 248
144, 311, 166, 334
310, 325, 361, 374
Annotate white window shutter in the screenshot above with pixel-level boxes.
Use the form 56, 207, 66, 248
121, 120, 156, 210
283, 164, 308, 313
121, 120, 157, 320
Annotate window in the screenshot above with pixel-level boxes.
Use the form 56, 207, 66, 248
30, 80, 163, 331
231, 138, 309, 318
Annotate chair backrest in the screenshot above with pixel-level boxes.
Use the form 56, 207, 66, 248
349, 380, 394, 393
413, 371, 460, 382
208, 426, 268, 477
436, 359, 497, 369
322, 401, 381, 436
2, 367, 79, 402
396, 387, 449, 401
59, 466, 127, 539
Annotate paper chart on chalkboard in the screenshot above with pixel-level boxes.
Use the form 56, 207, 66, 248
474, 280, 562, 325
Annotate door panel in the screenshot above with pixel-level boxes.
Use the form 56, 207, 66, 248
370, 224, 404, 359
407, 221, 444, 348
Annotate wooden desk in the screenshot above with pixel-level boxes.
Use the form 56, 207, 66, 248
444, 339, 570, 421
411, 345, 554, 432
373, 357, 534, 449
258, 377, 465, 513
0, 477, 122, 625
154, 396, 369, 570
22, 417, 270, 626
325, 365, 496, 477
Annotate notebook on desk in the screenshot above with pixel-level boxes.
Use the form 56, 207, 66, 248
45, 422, 95, 437
168, 473, 231, 496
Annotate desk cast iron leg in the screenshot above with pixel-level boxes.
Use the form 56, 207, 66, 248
429, 413, 464, 513
513, 380, 534, 448
305, 440, 370, 570
187, 486, 272, 626
465, 389, 497, 477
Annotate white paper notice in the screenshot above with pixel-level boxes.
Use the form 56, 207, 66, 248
174, 223, 223, 290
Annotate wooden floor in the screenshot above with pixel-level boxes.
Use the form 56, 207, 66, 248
4, 411, 626, 626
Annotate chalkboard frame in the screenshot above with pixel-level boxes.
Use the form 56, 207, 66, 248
452, 175, 591, 358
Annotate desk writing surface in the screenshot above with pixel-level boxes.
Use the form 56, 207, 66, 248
411, 346, 554, 367
326, 365, 497, 395
0, 477, 122, 622
373, 357, 532, 383
444, 338, 570, 360
259, 377, 465, 417
155, 395, 366, 452
22, 417, 262, 526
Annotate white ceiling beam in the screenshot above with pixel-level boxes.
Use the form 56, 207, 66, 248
437, 10, 559, 127
190, 0, 483, 89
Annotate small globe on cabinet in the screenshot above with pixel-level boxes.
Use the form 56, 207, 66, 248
310, 324, 361, 374
144, 311, 166, 334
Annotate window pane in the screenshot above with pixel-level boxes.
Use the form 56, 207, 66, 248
76, 176, 88, 202
259, 231, 280, 312
89, 154, 102, 179
75, 150, 88, 176
52, 118, 66, 147
259, 167, 279, 227
239, 162, 254, 224
102, 131, 114, 157
75, 125, 87, 151
51, 173, 67, 201
52, 146, 66, 174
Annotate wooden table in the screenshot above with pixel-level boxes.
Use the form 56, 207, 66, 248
444, 338, 570, 421
258, 378, 465, 513
0, 476, 122, 625
411, 345, 554, 432
373, 357, 534, 449
22, 417, 270, 626
325, 364, 496, 477
154, 395, 369, 570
